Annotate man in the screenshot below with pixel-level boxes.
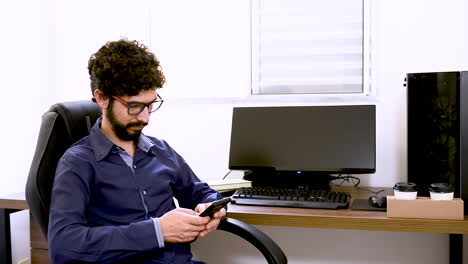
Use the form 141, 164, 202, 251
48, 39, 226, 263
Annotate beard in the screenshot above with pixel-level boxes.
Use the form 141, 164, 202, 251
106, 101, 148, 142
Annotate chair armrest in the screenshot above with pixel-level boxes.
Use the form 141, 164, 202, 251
218, 217, 287, 264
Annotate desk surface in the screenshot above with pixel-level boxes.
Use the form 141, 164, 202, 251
2, 188, 467, 234
0, 192, 28, 210
226, 186, 468, 234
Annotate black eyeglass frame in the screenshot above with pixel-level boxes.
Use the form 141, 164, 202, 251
111, 95, 164, 115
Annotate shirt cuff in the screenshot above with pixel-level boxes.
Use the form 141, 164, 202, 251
151, 217, 165, 248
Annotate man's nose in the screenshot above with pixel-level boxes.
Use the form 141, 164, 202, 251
136, 106, 150, 122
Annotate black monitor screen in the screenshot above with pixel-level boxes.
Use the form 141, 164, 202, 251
228, 105, 376, 175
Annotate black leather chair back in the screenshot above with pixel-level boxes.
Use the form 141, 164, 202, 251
26, 101, 101, 238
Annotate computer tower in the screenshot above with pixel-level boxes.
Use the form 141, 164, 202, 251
406, 71, 468, 213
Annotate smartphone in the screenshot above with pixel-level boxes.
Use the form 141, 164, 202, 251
199, 197, 232, 217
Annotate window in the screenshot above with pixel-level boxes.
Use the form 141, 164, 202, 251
251, 0, 367, 95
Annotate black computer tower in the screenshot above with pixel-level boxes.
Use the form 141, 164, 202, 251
406, 71, 468, 213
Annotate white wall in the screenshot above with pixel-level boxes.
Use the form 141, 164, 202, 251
1, 0, 468, 263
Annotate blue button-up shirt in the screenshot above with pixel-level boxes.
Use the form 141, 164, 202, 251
48, 118, 221, 263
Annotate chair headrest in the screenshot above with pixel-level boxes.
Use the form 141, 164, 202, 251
49, 101, 101, 143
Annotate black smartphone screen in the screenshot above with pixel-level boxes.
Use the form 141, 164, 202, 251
199, 197, 231, 217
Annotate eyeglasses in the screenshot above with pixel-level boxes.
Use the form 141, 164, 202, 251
111, 95, 164, 115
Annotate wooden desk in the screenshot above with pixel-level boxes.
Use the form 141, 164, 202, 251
1, 188, 467, 264
227, 186, 468, 234
0, 193, 50, 264
0, 193, 28, 264
227, 186, 467, 264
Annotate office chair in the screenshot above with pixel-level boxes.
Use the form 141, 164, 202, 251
26, 101, 287, 264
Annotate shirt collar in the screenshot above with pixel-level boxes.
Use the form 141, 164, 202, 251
136, 132, 154, 154
89, 117, 155, 161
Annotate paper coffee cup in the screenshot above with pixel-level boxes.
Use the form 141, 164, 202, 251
393, 182, 418, 200
429, 183, 454, 200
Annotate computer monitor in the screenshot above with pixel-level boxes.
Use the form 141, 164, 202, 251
228, 105, 376, 188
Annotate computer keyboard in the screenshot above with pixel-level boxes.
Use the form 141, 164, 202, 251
231, 187, 351, 209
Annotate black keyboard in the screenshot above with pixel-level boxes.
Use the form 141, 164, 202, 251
231, 187, 351, 209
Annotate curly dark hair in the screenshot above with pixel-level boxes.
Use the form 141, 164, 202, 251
88, 39, 166, 101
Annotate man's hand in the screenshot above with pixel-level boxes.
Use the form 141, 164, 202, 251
195, 203, 227, 238
159, 208, 210, 243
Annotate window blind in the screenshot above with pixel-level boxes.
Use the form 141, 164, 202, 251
252, 0, 364, 95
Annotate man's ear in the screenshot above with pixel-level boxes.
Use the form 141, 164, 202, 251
93, 90, 109, 109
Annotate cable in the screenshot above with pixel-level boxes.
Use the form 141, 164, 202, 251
222, 170, 233, 180
330, 174, 361, 187
330, 174, 385, 194
356, 186, 385, 195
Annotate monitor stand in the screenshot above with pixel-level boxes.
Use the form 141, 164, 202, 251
243, 170, 332, 190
